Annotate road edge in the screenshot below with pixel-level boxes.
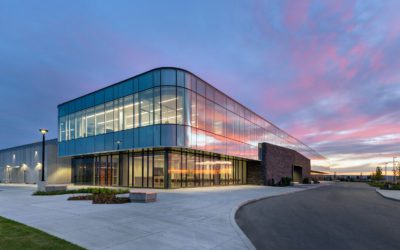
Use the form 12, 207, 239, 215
375, 188, 400, 202
229, 185, 324, 250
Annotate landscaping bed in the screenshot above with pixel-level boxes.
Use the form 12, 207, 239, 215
33, 187, 129, 196
66, 188, 131, 204
368, 182, 400, 190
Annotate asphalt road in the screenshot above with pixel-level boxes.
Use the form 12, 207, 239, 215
236, 182, 400, 250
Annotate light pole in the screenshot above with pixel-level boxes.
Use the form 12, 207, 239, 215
116, 140, 121, 150
394, 156, 398, 183
39, 129, 48, 182
384, 162, 388, 182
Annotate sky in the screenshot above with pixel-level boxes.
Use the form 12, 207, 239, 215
0, 0, 399, 174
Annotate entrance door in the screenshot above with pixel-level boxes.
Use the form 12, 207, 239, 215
293, 166, 303, 182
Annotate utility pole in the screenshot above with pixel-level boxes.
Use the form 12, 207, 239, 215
394, 156, 398, 183
385, 162, 388, 182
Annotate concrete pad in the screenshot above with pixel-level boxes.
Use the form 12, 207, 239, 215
0, 183, 321, 249
376, 188, 400, 201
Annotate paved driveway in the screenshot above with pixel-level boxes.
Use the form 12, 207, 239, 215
0, 184, 316, 249
236, 182, 400, 250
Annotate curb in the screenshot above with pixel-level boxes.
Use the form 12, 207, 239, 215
375, 188, 400, 202
229, 185, 324, 250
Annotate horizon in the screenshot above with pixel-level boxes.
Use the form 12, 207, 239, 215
1, 0, 399, 174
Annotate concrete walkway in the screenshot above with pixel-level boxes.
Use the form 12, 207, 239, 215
376, 188, 400, 201
0, 184, 318, 250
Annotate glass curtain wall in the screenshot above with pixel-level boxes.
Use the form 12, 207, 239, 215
60, 69, 323, 161
72, 149, 246, 188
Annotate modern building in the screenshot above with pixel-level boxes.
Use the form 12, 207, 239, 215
0, 139, 70, 184
1, 67, 328, 188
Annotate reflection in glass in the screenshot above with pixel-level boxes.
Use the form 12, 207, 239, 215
86, 108, 95, 136
95, 105, 105, 135
124, 95, 133, 129
161, 87, 176, 124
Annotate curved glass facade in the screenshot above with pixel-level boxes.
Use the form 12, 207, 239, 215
58, 68, 324, 161
59, 67, 327, 188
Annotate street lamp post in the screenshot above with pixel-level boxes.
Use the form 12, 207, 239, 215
394, 156, 398, 183
39, 129, 48, 182
384, 163, 388, 182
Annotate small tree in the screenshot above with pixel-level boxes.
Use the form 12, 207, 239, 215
371, 166, 384, 181
394, 164, 400, 183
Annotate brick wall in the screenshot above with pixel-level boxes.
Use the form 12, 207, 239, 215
246, 161, 263, 185
259, 143, 311, 185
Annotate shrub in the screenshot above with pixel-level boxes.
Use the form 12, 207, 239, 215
279, 177, 292, 186
92, 193, 130, 204
368, 182, 385, 188
381, 183, 400, 190
302, 178, 311, 184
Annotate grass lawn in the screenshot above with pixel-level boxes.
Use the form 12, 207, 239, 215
0, 216, 84, 250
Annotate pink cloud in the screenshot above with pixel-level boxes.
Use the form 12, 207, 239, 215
283, 0, 310, 30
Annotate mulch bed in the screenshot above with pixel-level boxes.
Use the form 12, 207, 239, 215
67, 195, 93, 201
67, 194, 130, 204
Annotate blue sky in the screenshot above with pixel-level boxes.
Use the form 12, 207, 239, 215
1, 0, 400, 173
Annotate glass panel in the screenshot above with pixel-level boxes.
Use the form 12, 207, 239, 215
161, 69, 176, 85
65, 115, 70, 141
154, 87, 161, 124
226, 97, 235, 112
113, 99, 120, 132
72, 157, 94, 185
140, 89, 154, 126
196, 79, 206, 96
69, 113, 75, 140
205, 100, 214, 132
214, 90, 226, 108
177, 87, 184, 125
112, 154, 119, 186
134, 93, 139, 128
95, 104, 105, 135
203, 155, 211, 186
124, 95, 133, 130
143, 152, 148, 188
121, 154, 128, 187
161, 86, 177, 124
153, 152, 164, 188
191, 91, 197, 128
105, 102, 114, 133
128, 153, 133, 187
197, 95, 205, 130
148, 151, 153, 188
184, 72, 194, 90
86, 108, 95, 137
184, 89, 191, 126
169, 152, 182, 188
214, 104, 226, 136
75, 111, 83, 139
177, 70, 185, 87
134, 153, 142, 187
206, 85, 214, 101
187, 153, 195, 187
59, 116, 66, 142
226, 111, 234, 140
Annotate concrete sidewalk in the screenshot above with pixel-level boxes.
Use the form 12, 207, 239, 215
0, 184, 319, 250
376, 189, 400, 201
